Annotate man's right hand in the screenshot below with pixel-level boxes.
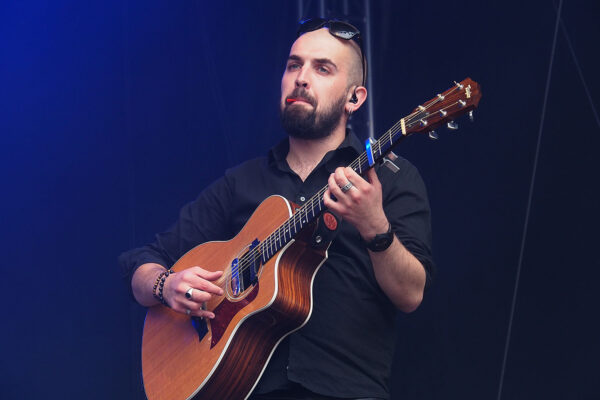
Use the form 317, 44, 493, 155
163, 266, 223, 319
131, 263, 223, 319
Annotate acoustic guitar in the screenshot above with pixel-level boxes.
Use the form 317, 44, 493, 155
141, 78, 482, 400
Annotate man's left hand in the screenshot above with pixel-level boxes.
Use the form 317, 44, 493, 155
323, 167, 389, 241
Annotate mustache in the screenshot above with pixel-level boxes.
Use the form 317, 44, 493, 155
285, 88, 316, 107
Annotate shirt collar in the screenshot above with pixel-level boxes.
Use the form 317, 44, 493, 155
268, 130, 364, 171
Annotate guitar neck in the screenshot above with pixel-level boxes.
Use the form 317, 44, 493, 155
258, 77, 481, 263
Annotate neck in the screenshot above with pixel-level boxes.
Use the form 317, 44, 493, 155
286, 123, 347, 181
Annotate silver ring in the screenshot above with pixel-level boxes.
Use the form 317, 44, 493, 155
185, 287, 194, 299
340, 181, 353, 193
186, 309, 191, 316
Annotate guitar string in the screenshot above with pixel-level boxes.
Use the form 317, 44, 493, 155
230, 96, 467, 281
219, 86, 471, 292
229, 86, 468, 281
246, 90, 468, 263
248, 87, 468, 257
232, 97, 467, 280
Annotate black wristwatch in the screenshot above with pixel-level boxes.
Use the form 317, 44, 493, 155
364, 223, 394, 252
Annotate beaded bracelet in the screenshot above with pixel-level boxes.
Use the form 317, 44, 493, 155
152, 269, 174, 306
151, 271, 165, 300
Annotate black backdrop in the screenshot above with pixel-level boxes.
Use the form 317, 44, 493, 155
1, 1, 599, 399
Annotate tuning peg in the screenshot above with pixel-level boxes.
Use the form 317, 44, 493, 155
469, 110, 474, 122
447, 121, 458, 130
428, 130, 439, 140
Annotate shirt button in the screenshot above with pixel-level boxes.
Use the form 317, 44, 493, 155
299, 196, 306, 202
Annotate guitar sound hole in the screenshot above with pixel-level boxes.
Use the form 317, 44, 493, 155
228, 239, 262, 299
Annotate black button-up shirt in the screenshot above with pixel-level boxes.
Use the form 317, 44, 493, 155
119, 132, 434, 399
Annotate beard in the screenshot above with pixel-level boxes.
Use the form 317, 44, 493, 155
280, 89, 347, 140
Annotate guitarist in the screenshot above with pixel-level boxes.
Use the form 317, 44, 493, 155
120, 18, 434, 400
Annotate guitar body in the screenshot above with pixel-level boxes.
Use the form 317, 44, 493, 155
141, 195, 328, 400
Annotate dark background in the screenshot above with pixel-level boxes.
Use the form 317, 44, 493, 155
1, 0, 598, 398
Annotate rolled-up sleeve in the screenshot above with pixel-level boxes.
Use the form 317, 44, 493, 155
379, 158, 435, 288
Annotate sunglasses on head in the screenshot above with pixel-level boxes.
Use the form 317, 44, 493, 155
297, 18, 366, 86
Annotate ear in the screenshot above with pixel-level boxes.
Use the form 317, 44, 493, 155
346, 86, 368, 113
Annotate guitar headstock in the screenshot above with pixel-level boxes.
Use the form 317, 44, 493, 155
404, 77, 482, 138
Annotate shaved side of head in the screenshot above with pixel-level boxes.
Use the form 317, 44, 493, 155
346, 39, 365, 88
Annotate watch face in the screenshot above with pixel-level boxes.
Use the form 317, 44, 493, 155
375, 237, 391, 250
368, 231, 394, 252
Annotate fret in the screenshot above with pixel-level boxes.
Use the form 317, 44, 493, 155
264, 240, 269, 260
277, 227, 281, 249
275, 228, 279, 247
259, 243, 264, 261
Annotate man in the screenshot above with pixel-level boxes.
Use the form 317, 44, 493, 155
120, 19, 433, 400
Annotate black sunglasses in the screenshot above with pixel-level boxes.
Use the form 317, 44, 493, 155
297, 18, 366, 86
